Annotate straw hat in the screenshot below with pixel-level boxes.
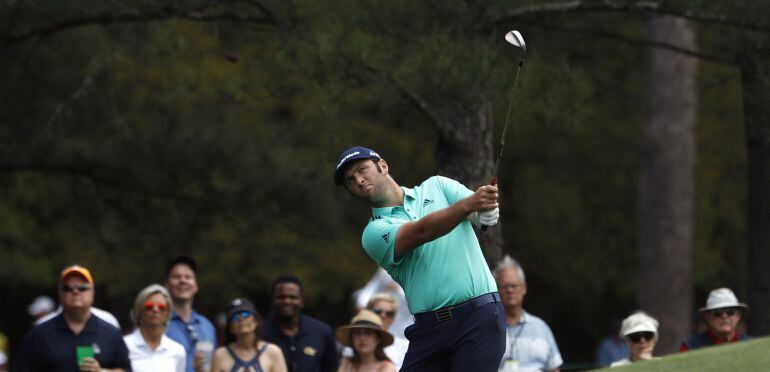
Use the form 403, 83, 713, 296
699, 288, 748, 312
335, 309, 394, 347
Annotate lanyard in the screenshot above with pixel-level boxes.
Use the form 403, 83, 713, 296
505, 321, 526, 360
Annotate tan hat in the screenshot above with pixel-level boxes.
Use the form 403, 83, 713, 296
699, 288, 748, 312
60, 265, 94, 285
619, 312, 658, 338
335, 309, 394, 347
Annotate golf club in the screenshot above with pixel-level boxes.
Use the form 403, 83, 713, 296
482, 30, 526, 231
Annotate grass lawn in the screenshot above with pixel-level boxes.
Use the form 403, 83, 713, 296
603, 336, 770, 371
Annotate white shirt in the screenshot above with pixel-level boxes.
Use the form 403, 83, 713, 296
610, 357, 660, 367
610, 358, 631, 367
353, 268, 413, 339
35, 306, 121, 329
124, 329, 186, 372
385, 337, 409, 369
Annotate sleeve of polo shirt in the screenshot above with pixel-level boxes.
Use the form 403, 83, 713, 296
11, 331, 39, 372
546, 326, 564, 370
362, 219, 403, 268
433, 176, 473, 205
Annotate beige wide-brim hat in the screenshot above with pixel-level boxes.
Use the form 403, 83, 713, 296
699, 288, 749, 312
335, 309, 394, 347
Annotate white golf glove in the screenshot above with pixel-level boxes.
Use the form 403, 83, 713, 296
477, 207, 500, 227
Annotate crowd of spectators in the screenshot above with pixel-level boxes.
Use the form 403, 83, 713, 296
5, 255, 753, 372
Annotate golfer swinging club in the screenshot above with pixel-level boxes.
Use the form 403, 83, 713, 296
335, 146, 505, 371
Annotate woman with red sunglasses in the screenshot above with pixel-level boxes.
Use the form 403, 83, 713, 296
124, 284, 187, 372
610, 312, 660, 367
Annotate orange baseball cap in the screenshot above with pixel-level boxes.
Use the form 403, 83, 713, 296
60, 265, 94, 285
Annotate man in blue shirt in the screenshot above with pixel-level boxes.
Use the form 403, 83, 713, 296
13, 265, 131, 372
494, 256, 562, 372
595, 317, 630, 367
259, 276, 338, 372
335, 146, 505, 371
164, 255, 216, 372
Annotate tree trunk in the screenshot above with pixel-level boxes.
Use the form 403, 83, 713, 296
638, 16, 698, 354
433, 96, 502, 266
741, 49, 770, 336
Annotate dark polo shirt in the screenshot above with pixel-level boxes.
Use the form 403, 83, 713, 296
260, 314, 338, 372
12, 313, 131, 372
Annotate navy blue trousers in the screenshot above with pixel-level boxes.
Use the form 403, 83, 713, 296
400, 301, 506, 372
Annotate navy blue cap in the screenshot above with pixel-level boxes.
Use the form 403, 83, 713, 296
226, 297, 257, 319
335, 146, 381, 185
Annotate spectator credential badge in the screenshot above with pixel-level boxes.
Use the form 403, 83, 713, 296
501, 359, 519, 371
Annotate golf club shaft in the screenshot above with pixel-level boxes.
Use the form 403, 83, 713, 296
481, 57, 524, 232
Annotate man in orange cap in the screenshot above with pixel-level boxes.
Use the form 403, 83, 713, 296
13, 265, 131, 372
34, 268, 121, 329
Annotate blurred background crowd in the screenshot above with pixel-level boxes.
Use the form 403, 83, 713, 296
1, 254, 753, 371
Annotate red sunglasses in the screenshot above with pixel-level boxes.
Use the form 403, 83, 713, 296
144, 300, 168, 312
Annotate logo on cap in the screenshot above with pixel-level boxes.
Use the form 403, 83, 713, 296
334, 146, 381, 185
336, 151, 361, 170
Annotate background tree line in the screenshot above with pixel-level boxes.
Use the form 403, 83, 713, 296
1, 0, 768, 364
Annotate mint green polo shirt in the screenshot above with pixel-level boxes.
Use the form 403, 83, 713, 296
361, 176, 497, 314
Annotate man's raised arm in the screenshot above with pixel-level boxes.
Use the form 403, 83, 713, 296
394, 185, 498, 256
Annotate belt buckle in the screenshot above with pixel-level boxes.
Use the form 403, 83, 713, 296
435, 307, 453, 322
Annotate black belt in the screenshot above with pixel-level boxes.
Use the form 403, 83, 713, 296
413, 292, 501, 323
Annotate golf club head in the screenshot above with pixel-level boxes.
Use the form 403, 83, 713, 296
505, 30, 526, 51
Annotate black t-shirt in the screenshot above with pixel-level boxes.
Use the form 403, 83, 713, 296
12, 313, 131, 372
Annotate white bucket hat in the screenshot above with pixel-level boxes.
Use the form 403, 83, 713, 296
699, 288, 748, 312
619, 312, 659, 338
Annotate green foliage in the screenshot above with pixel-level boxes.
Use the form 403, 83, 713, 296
1, 0, 763, 363
693, 59, 746, 297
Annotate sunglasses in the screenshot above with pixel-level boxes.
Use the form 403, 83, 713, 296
711, 308, 738, 317
627, 332, 655, 343
230, 311, 253, 322
61, 284, 91, 293
371, 308, 396, 318
143, 300, 168, 312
